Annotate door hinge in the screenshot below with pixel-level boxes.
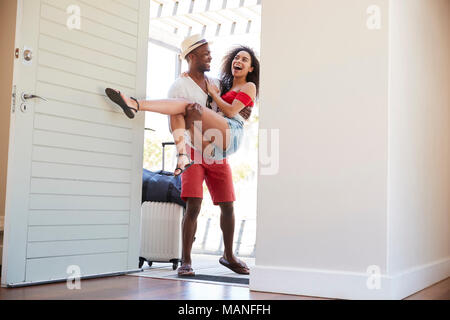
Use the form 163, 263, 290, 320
11, 85, 16, 113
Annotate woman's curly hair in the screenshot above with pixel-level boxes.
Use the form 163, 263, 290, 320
219, 46, 260, 98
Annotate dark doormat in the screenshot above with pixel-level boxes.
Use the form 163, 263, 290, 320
169, 274, 249, 285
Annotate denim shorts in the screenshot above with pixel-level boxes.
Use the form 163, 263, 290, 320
210, 114, 244, 160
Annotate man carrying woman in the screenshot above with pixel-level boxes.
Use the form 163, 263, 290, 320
105, 34, 259, 277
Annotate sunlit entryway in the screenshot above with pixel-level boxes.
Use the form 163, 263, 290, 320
140, 0, 261, 285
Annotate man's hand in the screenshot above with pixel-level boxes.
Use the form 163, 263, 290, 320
184, 103, 203, 130
240, 107, 252, 120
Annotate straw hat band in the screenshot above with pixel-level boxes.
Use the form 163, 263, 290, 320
180, 34, 212, 59
188, 39, 207, 50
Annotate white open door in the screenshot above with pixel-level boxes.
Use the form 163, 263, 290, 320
2, 0, 150, 287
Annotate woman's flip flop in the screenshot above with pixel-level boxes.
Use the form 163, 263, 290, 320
174, 153, 194, 177
105, 88, 139, 119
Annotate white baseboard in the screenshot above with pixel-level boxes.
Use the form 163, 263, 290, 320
250, 258, 450, 300
390, 257, 450, 299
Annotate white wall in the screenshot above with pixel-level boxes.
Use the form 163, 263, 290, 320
252, 0, 449, 300
387, 0, 450, 294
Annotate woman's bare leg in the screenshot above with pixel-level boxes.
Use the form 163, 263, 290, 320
183, 106, 232, 156
112, 90, 198, 173
169, 114, 191, 175
117, 91, 191, 116
188, 125, 215, 153
116, 90, 232, 157
194, 107, 231, 152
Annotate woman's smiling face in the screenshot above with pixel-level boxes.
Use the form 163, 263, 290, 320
231, 50, 254, 77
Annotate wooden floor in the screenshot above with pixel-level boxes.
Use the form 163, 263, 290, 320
0, 275, 448, 300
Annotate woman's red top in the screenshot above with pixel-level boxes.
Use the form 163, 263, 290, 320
220, 90, 254, 121
221, 90, 254, 108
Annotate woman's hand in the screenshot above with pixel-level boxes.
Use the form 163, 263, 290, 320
206, 79, 220, 97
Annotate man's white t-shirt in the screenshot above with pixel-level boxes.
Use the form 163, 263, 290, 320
168, 76, 221, 112
167, 76, 222, 146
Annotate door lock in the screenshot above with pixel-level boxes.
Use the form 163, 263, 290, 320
18, 93, 48, 113
20, 103, 29, 113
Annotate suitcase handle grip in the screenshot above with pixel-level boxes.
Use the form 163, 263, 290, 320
162, 142, 175, 148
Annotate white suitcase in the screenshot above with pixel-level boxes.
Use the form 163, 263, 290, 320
139, 201, 184, 270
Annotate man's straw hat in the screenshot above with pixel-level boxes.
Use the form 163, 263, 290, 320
180, 34, 212, 60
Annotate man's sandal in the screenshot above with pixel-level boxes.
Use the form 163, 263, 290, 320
219, 257, 250, 275
174, 153, 194, 177
177, 264, 195, 277
105, 88, 140, 119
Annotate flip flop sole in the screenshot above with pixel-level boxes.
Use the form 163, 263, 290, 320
105, 88, 136, 119
174, 161, 195, 177
219, 257, 250, 275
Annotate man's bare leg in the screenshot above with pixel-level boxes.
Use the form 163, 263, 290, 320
219, 202, 250, 273
180, 198, 202, 275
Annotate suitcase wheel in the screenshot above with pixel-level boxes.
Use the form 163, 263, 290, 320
138, 257, 145, 269
170, 259, 180, 270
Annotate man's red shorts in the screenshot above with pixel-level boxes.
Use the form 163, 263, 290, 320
181, 145, 235, 205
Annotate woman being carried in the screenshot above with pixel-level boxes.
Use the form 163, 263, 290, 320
105, 45, 260, 176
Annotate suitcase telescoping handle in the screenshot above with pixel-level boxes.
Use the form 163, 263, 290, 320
161, 142, 175, 171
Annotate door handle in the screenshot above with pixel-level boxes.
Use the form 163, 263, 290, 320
21, 93, 48, 102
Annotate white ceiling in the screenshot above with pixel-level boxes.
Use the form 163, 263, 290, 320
149, 0, 262, 50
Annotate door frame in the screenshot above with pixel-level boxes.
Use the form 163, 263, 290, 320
1, 0, 28, 287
